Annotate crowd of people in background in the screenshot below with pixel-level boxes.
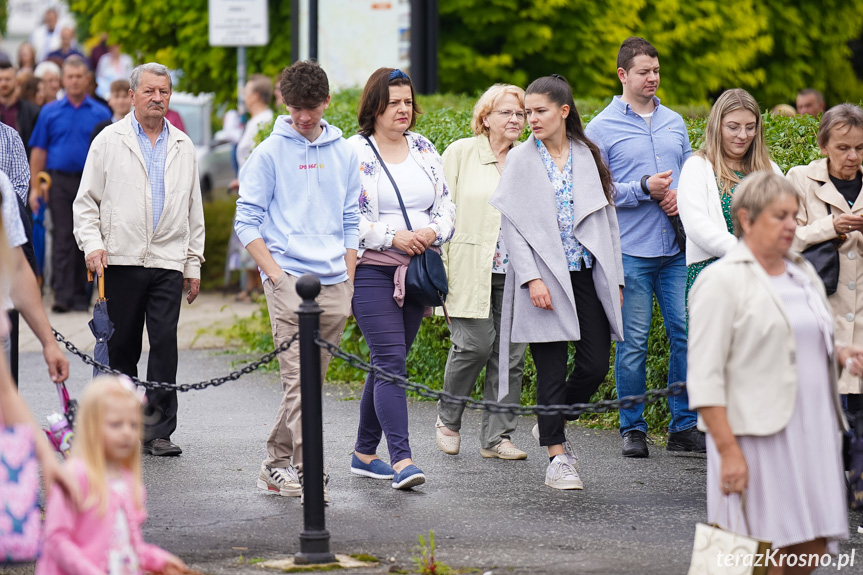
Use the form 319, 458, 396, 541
1, 9, 862, 572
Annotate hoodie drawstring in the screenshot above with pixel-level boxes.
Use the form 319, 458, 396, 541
304, 142, 311, 199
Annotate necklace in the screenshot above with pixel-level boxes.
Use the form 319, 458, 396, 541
545, 139, 569, 160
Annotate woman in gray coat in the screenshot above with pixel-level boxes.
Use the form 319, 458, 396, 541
490, 75, 624, 490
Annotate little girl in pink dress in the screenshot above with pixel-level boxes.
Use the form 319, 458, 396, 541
36, 377, 188, 575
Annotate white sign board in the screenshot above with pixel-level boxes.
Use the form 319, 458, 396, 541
209, 0, 269, 47
299, 0, 410, 90
7, 0, 71, 38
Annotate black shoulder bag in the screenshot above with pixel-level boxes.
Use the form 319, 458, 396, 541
362, 136, 450, 316
800, 202, 843, 295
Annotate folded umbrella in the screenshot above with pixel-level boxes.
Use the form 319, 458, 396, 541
87, 270, 113, 379
32, 172, 51, 284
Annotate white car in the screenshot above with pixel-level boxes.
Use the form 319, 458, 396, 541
169, 92, 235, 201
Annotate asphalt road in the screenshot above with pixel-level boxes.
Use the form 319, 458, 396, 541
12, 349, 863, 575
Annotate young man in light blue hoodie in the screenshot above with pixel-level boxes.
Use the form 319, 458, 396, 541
235, 60, 360, 501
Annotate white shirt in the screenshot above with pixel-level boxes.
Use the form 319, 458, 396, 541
236, 108, 274, 170
30, 25, 62, 62
107, 479, 140, 575
638, 111, 654, 129
1, 172, 26, 250
375, 152, 435, 233
1, 171, 25, 311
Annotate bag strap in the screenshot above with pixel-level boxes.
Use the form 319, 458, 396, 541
714, 490, 755, 537
362, 135, 413, 232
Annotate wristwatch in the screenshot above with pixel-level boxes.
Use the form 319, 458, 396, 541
640, 175, 651, 195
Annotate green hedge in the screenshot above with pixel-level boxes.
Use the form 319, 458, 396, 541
223, 92, 823, 432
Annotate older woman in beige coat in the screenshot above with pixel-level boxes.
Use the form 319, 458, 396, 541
689, 171, 863, 573
435, 84, 529, 460
790, 103, 863, 395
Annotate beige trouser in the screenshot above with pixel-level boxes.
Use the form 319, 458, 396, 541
262, 272, 352, 473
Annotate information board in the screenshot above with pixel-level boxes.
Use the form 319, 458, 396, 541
209, 0, 269, 47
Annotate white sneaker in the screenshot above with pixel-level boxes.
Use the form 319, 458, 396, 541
532, 424, 578, 469
257, 464, 302, 497
545, 455, 584, 490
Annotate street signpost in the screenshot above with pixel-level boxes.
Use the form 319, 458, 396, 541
208, 0, 269, 114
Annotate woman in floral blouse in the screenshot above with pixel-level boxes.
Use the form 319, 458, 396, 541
489, 75, 624, 490
346, 68, 455, 490
434, 84, 530, 461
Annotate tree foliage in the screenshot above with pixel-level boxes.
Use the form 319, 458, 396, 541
439, 0, 863, 107
68, 0, 291, 104
1, 0, 7, 37
751, 0, 863, 106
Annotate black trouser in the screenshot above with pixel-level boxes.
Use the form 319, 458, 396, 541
48, 170, 87, 308
105, 265, 184, 441
530, 268, 612, 447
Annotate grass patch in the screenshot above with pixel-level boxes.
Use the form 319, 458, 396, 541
348, 553, 378, 562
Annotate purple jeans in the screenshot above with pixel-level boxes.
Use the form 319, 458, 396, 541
352, 265, 425, 464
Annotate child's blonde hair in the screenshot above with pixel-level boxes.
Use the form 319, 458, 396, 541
71, 376, 144, 514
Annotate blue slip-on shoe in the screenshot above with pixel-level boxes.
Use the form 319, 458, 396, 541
391, 464, 426, 490
350, 453, 395, 480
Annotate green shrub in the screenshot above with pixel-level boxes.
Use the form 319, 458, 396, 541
201, 198, 239, 291
227, 93, 823, 433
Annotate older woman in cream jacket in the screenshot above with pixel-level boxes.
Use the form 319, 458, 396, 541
688, 171, 863, 572
790, 103, 863, 395
434, 84, 529, 461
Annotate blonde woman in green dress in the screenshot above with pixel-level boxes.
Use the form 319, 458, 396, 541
678, 88, 783, 303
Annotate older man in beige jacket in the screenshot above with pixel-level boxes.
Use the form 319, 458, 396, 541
73, 62, 205, 457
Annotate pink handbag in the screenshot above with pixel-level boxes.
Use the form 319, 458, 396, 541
0, 424, 42, 562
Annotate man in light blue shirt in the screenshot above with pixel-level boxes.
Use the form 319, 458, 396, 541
586, 37, 703, 458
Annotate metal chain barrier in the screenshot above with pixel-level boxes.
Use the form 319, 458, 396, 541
52, 329, 298, 392
52, 327, 683, 416
315, 336, 685, 418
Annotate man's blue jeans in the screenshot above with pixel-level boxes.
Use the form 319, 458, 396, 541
614, 252, 696, 435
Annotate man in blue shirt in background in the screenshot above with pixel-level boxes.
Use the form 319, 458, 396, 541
586, 37, 705, 458
29, 55, 110, 312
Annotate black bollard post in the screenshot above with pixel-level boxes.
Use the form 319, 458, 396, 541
294, 274, 336, 565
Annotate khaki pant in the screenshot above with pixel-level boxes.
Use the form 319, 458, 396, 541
438, 274, 527, 449
262, 273, 352, 473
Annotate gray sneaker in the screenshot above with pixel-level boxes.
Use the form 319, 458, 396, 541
545, 455, 584, 490
532, 424, 578, 469
257, 464, 302, 497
